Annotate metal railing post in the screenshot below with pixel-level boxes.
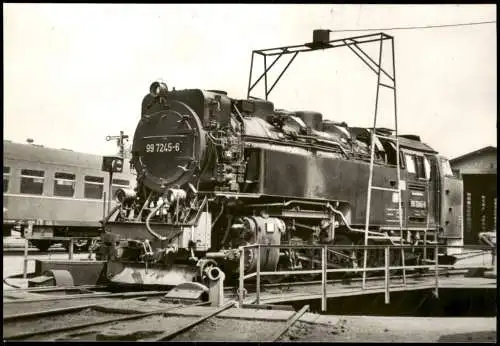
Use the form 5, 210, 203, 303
23, 237, 29, 279
238, 247, 245, 307
362, 245, 367, 290
102, 191, 107, 220
384, 246, 390, 304
256, 245, 261, 305
434, 244, 439, 298
330, 214, 336, 241
423, 231, 427, 260
492, 245, 496, 270
321, 245, 327, 312
401, 246, 406, 286
68, 238, 74, 260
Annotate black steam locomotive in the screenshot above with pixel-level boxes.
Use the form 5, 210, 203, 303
99, 81, 463, 287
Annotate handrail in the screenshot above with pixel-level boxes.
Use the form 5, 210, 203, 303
238, 243, 494, 250
237, 243, 496, 310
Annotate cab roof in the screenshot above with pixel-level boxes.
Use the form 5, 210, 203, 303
348, 128, 437, 154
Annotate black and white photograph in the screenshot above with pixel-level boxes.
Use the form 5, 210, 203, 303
3, 3, 497, 342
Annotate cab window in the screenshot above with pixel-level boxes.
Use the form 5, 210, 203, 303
423, 157, 431, 180
405, 154, 416, 174
414, 155, 426, 180
20, 169, 45, 195
404, 153, 428, 180
54, 172, 76, 197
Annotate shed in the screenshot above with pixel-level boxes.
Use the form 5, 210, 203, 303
450, 146, 497, 244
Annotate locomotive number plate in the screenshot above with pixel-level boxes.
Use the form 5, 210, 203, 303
144, 142, 183, 153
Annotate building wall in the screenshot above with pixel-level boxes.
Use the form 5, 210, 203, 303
451, 151, 497, 175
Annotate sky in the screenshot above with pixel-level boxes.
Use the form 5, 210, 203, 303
3, 4, 497, 160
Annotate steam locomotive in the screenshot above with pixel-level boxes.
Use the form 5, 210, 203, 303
100, 81, 463, 287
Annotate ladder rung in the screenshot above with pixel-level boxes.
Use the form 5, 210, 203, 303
371, 186, 399, 192
379, 82, 395, 90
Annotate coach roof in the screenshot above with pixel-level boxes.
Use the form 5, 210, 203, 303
3, 140, 131, 170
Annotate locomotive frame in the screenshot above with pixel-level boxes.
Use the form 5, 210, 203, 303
99, 30, 464, 289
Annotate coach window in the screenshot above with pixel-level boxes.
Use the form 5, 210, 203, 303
84, 176, 104, 199
111, 179, 130, 198
54, 172, 76, 197
20, 169, 45, 195
3, 167, 10, 193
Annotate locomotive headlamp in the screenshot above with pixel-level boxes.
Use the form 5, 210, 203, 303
115, 188, 136, 204
149, 81, 169, 97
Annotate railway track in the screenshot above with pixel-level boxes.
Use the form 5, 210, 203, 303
4, 289, 170, 304
3, 295, 309, 342
3, 299, 209, 341
3, 265, 492, 341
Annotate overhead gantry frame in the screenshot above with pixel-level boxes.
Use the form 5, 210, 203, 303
247, 31, 396, 100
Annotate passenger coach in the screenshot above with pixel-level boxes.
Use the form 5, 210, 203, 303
3, 140, 135, 252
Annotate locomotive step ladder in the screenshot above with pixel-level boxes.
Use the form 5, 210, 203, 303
361, 34, 406, 289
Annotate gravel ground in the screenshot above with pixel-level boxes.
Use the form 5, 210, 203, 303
64, 315, 199, 341
4, 302, 497, 343
278, 316, 497, 343
171, 317, 285, 342
95, 315, 197, 341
